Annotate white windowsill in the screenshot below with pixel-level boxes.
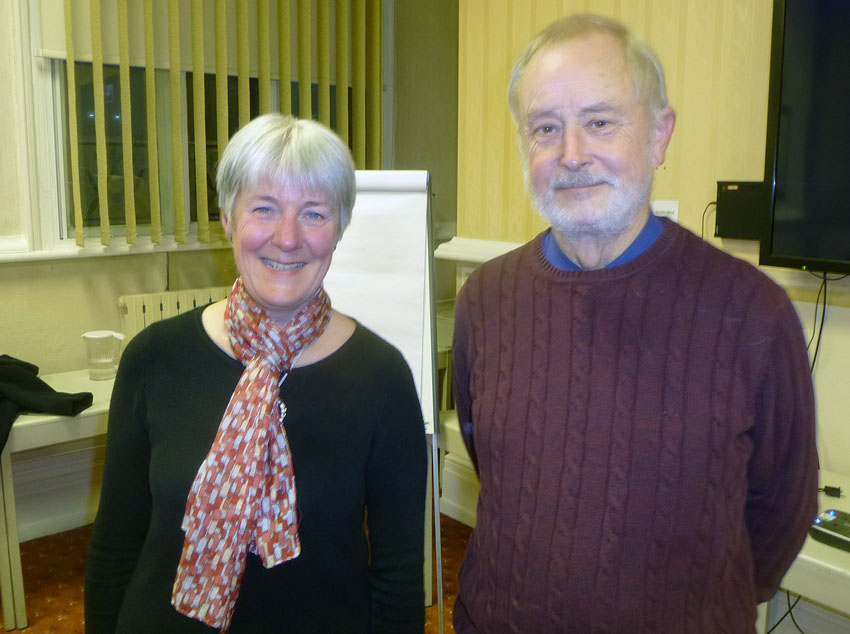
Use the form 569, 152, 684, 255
0, 235, 231, 264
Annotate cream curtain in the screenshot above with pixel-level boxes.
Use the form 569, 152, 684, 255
39, 0, 382, 246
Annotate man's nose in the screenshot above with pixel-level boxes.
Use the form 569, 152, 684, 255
559, 126, 591, 171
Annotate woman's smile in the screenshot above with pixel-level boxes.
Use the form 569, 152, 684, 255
262, 259, 305, 271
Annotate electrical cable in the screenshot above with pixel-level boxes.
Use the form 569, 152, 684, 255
700, 201, 716, 240
810, 273, 828, 373
765, 591, 801, 633
805, 276, 825, 351
786, 591, 809, 634
805, 271, 847, 372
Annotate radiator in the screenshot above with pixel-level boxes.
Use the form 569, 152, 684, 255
118, 286, 230, 341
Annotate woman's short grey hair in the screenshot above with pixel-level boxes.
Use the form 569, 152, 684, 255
507, 14, 668, 126
216, 113, 356, 237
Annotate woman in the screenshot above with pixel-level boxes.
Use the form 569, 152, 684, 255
85, 114, 427, 633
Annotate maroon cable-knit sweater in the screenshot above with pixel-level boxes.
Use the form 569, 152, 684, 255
451, 221, 818, 634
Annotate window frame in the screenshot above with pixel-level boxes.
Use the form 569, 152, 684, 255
3, 0, 394, 263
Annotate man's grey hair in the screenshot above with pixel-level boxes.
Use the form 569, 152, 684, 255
507, 14, 669, 126
216, 113, 356, 237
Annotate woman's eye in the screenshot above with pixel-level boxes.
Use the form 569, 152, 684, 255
303, 210, 327, 221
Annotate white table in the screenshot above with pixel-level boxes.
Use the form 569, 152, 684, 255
780, 469, 850, 616
0, 371, 113, 630
756, 468, 850, 632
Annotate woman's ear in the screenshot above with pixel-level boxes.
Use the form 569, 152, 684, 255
220, 209, 231, 242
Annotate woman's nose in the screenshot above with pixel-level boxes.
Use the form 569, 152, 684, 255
271, 212, 301, 250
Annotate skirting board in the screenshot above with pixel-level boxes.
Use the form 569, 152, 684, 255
11, 446, 104, 542
440, 452, 478, 528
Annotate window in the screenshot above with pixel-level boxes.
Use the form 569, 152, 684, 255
58, 61, 154, 232
14, 0, 384, 256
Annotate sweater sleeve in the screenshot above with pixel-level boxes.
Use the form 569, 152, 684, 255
745, 297, 818, 603
452, 281, 479, 472
84, 332, 153, 633
365, 353, 427, 634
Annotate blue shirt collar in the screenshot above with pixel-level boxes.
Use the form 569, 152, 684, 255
543, 213, 664, 271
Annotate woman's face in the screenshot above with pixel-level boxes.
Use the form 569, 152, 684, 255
223, 178, 339, 325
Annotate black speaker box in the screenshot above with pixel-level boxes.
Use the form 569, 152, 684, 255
714, 181, 767, 240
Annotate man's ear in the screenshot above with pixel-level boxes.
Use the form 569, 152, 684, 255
652, 106, 676, 167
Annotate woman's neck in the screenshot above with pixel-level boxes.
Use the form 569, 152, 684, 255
201, 300, 355, 366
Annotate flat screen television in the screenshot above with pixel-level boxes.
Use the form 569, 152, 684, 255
759, 0, 850, 274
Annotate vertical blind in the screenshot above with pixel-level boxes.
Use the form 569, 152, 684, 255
37, 0, 383, 247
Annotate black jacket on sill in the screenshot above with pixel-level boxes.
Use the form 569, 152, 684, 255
0, 354, 93, 449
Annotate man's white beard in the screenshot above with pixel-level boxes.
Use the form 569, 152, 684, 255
528, 162, 654, 240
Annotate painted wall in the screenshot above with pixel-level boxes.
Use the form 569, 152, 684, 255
456, 0, 850, 476
393, 0, 458, 243
457, 0, 774, 242
392, 0, 459, 302
1, 252, 236, 373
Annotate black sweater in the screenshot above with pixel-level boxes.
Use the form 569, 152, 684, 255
85, 308, 427, 633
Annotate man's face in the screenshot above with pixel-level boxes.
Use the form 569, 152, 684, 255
518, 32, 672, 240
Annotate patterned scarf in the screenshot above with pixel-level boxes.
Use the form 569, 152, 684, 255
171, 277, 331, 631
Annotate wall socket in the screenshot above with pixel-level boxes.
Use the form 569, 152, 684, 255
457, 265, 476, 292
651, 199, 679, 223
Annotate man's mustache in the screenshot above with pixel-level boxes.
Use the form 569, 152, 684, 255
550, 173, 617, 191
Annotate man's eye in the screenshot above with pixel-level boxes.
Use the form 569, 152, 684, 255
530, 124, 561, 145
534, 124, 558, 136
590, 120, 609, 130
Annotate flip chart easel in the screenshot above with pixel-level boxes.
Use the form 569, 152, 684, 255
323, 170, 444, 631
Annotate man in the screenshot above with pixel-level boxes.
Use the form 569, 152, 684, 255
452, 14, 817, 634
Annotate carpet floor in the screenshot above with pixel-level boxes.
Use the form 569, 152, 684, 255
0, 514, 472, 633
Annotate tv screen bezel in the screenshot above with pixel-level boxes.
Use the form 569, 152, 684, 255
758, 0, 850, 275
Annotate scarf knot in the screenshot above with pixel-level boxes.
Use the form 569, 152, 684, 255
172, 278, 331, 631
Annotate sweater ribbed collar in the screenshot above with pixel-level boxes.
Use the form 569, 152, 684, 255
531, 217, 682, 282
